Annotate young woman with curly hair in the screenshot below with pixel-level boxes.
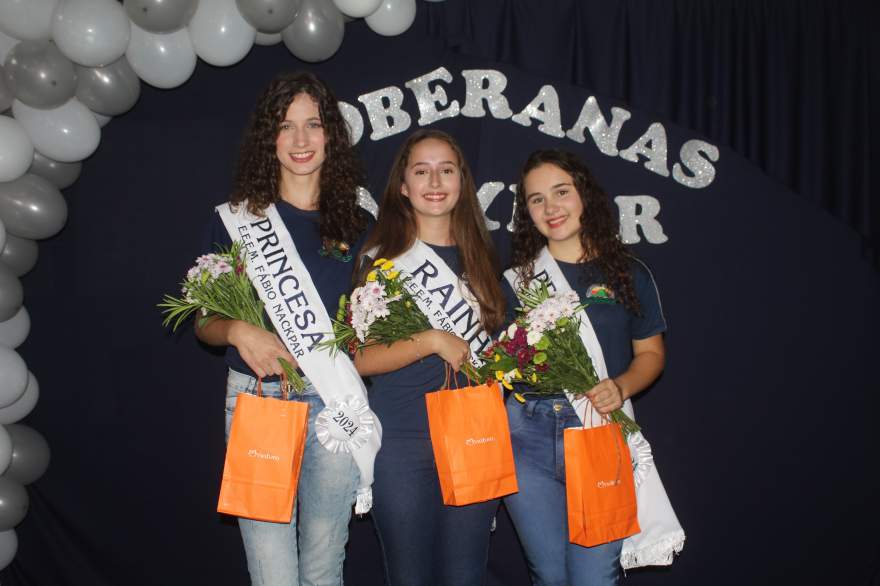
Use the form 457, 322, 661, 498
353, 129, 505, 586
195, 71, 376, 586
503, 149, 667, 586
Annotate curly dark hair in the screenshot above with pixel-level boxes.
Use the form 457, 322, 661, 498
230, 71, 366, 248
360, 129, 505, 332
510, 149, 641, 314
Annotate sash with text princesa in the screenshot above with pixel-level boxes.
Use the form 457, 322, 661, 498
505, 246, 685, 569
385, 240, 493, 369
218, 202, 381, 514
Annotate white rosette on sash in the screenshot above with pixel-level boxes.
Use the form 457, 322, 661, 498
505, 247, 685, 569
315, 396, 376, 454
218, 202, 381, 514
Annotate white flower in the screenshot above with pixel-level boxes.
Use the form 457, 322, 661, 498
507, 323, 518, 338
526, 290, 581, 333
527, 330, 543, 346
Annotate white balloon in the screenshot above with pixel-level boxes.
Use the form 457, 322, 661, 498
0, 346, 26, 409
126, 23, 197, 89
0, 31, 20, 64
364, 0, 416, 36
0, 371, 37, 424
255, 32, 282, 46
0, 306, 28, 348
12, 98, 101, 163
333, 0, 382, 18
0, 529, 16, 571
0, 0, 59, 41
52, 0, 131, 67
0, 117, 34, 182
189, 0, 256, 67
93, 111, 112, 127
0, 425, 10, 476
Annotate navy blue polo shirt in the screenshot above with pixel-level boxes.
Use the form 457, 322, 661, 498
367, 244, 473, 439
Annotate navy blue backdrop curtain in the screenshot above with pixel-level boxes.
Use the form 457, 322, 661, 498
425, 0, 877, 263
0, 2, 878, 586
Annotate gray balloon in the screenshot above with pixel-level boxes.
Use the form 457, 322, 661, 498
0, 234, 37, 277
0, 528, 15, 570
27, 151, 81, 189
124, 0, 199, 34
75, 57, 140, 116
237, 0, 300, 34
3, 41, 77, 110
0, 174, 67, 240
281, 0, 344, 63
0, 476, 27, 529
4, 424, 49, 485
0, 264, 22, 323
0, 68, 13, 112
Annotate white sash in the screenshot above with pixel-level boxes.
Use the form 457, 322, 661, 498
217, 202, 381, 514
386, 240, 492, 368
504, 247, 685, 568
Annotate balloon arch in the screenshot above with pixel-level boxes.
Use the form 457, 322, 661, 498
0, 0, 425, 569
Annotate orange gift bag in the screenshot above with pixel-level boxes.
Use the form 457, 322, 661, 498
425, 373, 518, 506
564, 417, 640, 547
217, 382, 309, 523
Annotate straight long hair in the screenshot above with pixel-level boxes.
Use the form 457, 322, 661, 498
361, 129, 504, 332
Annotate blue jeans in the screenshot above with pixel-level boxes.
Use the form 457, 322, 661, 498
225, 369, 359, 586
371, 436, 498, 586
503, 395, 621, 586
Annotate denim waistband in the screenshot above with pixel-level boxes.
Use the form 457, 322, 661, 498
228, 368, 319, 396
505, 390, 568, 402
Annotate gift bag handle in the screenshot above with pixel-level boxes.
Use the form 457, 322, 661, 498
583, 398, 623, 486
443, 362, 476, 391
442, 364, 458, 391
254, 372, 291, 399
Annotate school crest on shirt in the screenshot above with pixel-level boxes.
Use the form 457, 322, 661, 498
586, 284, 617, 303
319, 240, 353, 262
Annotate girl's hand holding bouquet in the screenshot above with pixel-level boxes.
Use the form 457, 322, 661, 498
158, 241, 305, 392
483, 282, 639, 436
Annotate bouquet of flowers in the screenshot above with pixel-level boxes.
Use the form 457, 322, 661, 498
158, 241, 304, 392
482, 282, 639, 436
321, 258, 431, 356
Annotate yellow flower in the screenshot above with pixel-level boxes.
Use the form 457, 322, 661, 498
513, 392, 526, 403
380, 260, 394, 271
494, 354, 501, 362
372, 258, 388, 267
513, 368, 522, 379
502, 379, 513, 390
495, 370, 504, 381
366, 270, 377, 282
386, 270, 399, 279
530, 372, 538, 383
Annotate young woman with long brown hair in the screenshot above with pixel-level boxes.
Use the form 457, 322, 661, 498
353, 128, 504, 585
